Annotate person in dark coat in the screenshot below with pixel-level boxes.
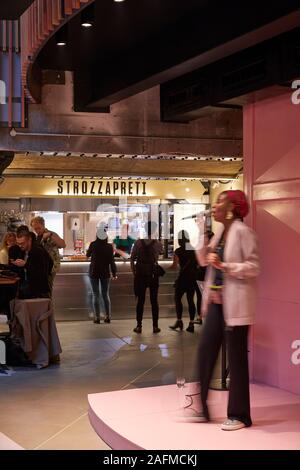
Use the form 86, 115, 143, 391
12, 229, 53, 299
130, 221, 163, 334
169, 231, 198, 332
86, 226, 117, 324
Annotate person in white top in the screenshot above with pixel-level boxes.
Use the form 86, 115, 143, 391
0, 232, 17, 265
186, 190, 260, 431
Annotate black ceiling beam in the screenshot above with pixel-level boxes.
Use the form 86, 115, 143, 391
0, 151, 14, 175
0, 1, 35, 19
85, 3, 300, 110
35, 0, 300, 113
160, 26, 300, 122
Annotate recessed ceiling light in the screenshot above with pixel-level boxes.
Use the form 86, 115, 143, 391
56, 27, 68, 46
114, 0, 125, 2
81, 4, 95, 28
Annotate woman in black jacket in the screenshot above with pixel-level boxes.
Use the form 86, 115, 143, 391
169, 231, 198, 332
86, 230, 117, 324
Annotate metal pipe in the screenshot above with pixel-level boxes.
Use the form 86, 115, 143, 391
9, 128, 242, 142
8, 21, 13, 128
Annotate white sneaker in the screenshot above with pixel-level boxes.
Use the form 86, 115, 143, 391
221, 419, 246, 431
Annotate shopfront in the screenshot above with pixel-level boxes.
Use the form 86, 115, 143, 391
0, 177, 209, 258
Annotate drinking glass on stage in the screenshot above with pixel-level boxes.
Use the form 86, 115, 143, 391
176, 376, 186, 408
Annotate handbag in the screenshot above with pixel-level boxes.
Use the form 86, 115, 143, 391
156, 264, 165, 277
136, 240, 165, 278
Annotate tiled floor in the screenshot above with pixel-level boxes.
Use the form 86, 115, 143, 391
0, 318, 204, 450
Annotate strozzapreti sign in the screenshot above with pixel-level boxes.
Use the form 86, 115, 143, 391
57, 179, 147, 196
0, 178, 205, 200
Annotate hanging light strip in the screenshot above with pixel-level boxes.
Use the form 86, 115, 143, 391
19, 152, 243, 162
4, 174, 238, 182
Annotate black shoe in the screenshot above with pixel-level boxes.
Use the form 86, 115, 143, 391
153, 326, 161, 333
133, 325, 142, 333
93, 318, 100, 324
186, 322, 194, 333
194, 317, 203, 325
49, 354, 60, 364
169, 320, 183, 331
104, 316, 111, 323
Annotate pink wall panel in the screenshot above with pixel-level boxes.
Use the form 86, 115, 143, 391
254, 299, 300, 391
244, 93, 300, 395
256, 202, 300, 303
251, 95, 300, 182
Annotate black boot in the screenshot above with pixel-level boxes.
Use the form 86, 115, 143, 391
186, 322, 194, 333
169, 319, 183, 331
133, 324, 142, 333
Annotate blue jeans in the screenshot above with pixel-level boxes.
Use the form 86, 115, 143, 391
90, 277, 111, 318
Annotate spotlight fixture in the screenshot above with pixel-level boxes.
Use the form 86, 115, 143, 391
56, 26, 67, 46
114, 0, 126, 2
81, 4, 95, 28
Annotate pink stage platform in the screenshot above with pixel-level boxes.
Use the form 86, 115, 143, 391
88, 383, 300, 450
0, 433, 23, 450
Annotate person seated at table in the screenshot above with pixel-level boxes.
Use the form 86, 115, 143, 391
8, 226, 36, 275
0, 232, 17, 265
113, 224, 135, 259
12, 229, 53, 299
0, 232, 19, 321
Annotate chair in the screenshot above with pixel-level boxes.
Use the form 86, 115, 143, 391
10, 298, 62, 368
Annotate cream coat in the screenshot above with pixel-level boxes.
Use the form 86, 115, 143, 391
197, 219, 260, 326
